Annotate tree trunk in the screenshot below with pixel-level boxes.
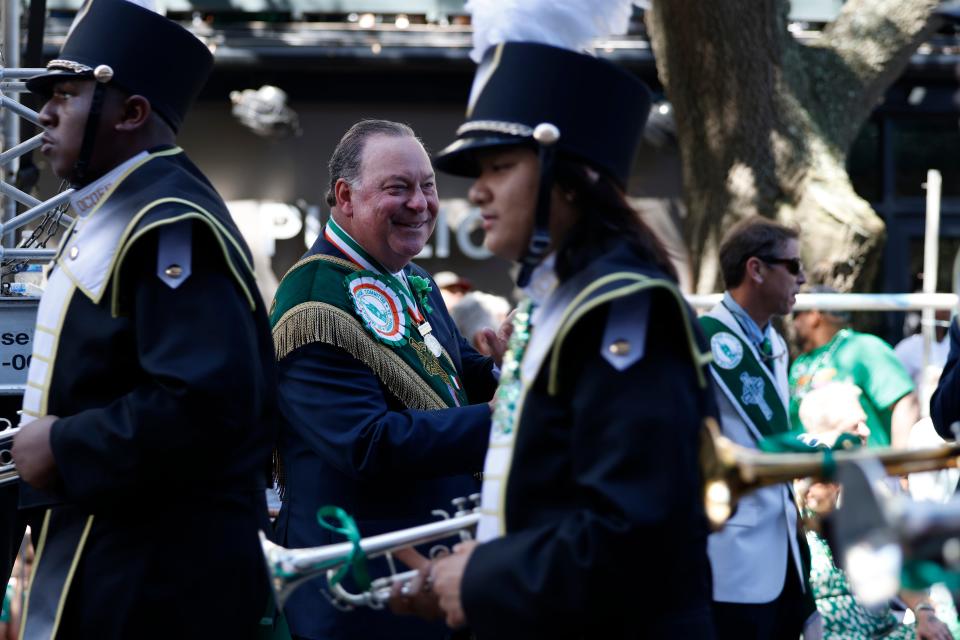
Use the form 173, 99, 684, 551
647, 0, 941, 293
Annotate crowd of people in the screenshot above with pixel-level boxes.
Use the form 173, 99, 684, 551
5, 0, 960, 639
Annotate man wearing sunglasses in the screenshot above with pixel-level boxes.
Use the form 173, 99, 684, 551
790, 285, 919, 450
699, 216, 818, 640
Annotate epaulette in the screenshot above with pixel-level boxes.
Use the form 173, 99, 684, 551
155, 219, 192, 289
546, 272, 712, 395
110, 206, 256, 317
600, 291, 651, 372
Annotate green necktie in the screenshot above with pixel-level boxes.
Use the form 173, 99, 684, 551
760, 337, 773, 359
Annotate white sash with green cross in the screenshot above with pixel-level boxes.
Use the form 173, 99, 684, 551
700, 314, 790, 439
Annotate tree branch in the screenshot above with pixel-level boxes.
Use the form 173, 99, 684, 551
805, 0, 940, 151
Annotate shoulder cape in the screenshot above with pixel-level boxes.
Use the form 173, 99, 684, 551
54, 147, 257, 318
270, 253, 466, 410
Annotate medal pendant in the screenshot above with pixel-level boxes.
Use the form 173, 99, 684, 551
424, 332, 443, 358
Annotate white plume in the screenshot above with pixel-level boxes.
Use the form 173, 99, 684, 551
466, 0, 636, 63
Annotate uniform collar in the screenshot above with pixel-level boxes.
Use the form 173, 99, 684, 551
69, 150, 151, 218
722, 291, 770, 349
521, 253, 558, 312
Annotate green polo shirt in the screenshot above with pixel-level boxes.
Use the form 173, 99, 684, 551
789, 329, 915, 448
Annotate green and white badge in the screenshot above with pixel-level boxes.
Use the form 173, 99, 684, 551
710, 332, 744, 370
345, 272, 410, 346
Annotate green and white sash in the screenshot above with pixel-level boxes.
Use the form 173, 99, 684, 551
700, 315, 790, 438
324, 219, 439, 349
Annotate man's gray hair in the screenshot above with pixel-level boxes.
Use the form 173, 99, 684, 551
325, 119, 419, 207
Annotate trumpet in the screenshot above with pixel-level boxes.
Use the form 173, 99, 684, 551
828, 458, 960, 607
700, 418, 960, 529
261, 496, 481, 610
0, 419, 21, 486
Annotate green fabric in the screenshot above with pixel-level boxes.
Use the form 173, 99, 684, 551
807, 529, 916, 639
342, 270, 413, 347
902, 560, 960, 593
408, 275, 434, 314
700, 315, 790, 437
317, 505, 372, 591
809, 531, 960, 639
757, 432, 860, 481
270, 255, 467, 407
325, 217, 427, 318
789, 329, 915, 448
757, 430, 861, 454
0, 583, 11, 623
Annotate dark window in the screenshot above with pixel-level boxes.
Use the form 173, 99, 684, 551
908, 236, 960, 294
846, 121, 881, 203
893, 117, 960, 198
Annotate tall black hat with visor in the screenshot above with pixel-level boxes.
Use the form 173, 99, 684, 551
27, 0, 213, 183
434, 37, 652, 286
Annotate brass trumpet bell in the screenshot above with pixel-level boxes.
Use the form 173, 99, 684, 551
700, 418, 960, 529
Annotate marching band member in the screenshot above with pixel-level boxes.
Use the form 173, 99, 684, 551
269, 120, 504, 640
397, 1, 719, 636
12, 0, 277, 636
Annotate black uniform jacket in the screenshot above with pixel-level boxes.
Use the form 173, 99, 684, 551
931, 318, 960, 438
272, 234, 497, 640
19, 147, 277, 639
462, 240, 717, 639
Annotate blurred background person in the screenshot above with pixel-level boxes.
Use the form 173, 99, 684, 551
449, 291, 512, 357
433, 271, 473, 311
895, 308, 951, 393
791, 285, 919, 449
796, 383, 955, 640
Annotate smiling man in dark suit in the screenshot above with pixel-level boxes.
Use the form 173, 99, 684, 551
269, 119, 503, 640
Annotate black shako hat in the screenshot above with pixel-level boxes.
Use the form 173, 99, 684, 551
26, 0, 213, 132
434, 41, 652, 188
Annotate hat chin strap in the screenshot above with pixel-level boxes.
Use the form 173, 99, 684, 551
70, 81, 108, 186
516, 123, 561, 288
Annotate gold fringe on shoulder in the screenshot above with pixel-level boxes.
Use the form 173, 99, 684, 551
273, 301, 448, 411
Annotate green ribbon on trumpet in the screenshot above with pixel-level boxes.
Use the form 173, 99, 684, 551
317, 506, 372, 591
902, 559, 960, 593
756, 431, 861, 481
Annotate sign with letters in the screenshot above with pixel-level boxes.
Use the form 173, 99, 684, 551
0, 297, 38, 395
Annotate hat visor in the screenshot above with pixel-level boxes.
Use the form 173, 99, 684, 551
25, 70, 90, 97
433, 134, 532, 178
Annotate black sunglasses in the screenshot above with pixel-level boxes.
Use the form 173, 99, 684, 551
756, 255, 804, 275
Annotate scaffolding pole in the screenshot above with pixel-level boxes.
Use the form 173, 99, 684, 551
1, 0, 22, 249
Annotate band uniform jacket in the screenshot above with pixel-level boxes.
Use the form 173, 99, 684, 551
462, 240, 717, 639
704, 303, 804, 604
18, 147, 277, 639
271, 234, 497, 640
931, 317, 960, 439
